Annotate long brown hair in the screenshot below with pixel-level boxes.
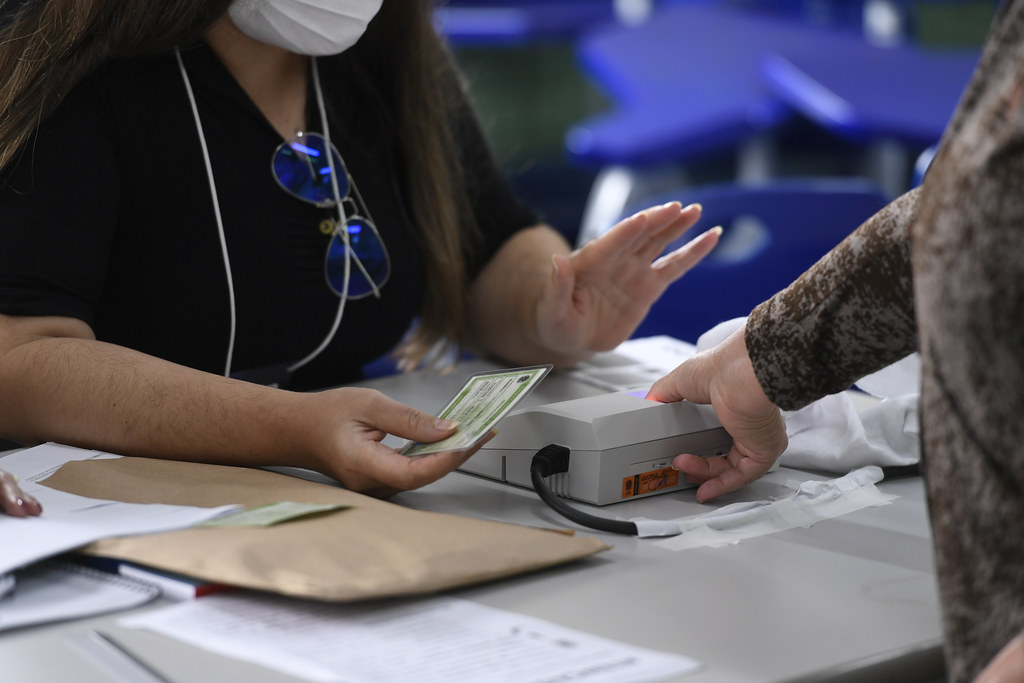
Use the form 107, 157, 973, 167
345, 0, 480, 369
0, 0, 480, 371
0, 0, 231, 172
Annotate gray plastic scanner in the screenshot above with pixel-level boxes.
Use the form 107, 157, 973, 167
460, 390, 733, 505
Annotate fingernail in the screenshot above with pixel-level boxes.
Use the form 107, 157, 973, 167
709, 225, 723, 236
683, 202, 702, 213
435, 419, 457, 431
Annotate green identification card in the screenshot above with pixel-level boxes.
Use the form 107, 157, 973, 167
201, 501, 349, 528
401, 365, 552, 457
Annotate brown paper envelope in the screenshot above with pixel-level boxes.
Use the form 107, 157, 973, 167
42, 457, 608, 601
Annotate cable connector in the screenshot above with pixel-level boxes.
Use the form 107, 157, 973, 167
531, 443, 570, 478
530, 444, 638, 536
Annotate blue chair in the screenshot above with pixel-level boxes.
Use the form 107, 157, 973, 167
614, 178, 890, 343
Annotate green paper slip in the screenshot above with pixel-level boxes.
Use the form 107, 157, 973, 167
200, 502, 350, 528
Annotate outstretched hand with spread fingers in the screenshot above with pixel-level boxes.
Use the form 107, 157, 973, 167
536, 202, 720, 357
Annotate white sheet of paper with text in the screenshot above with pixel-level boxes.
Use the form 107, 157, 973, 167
121, 592, 700, 683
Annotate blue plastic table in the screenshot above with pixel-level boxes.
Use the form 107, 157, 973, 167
566, 4, 798, 166
566, 3, 979, 166
435, 1, 617, 46
760, 43, 980, 145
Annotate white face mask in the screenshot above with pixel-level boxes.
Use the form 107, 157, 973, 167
228, 0, 384, 56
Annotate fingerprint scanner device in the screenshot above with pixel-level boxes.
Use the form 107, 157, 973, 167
461, 390, 733, 506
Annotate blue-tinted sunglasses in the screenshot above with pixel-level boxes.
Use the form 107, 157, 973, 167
272, 132, 390, 299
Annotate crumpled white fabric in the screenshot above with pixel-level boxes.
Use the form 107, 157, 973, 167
653, 465, 897, 548
780, 392, 919, 472
696, 319, 920, 474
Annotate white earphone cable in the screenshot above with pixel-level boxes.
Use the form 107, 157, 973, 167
177, 50, 351, 380
287, 57, 348, 373
176, 48, 237, 377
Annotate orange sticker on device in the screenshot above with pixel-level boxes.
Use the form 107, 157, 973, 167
621, 467, 679, 499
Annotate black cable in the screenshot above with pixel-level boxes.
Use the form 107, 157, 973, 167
530, 444, 639, 536
880, 463, 923, 480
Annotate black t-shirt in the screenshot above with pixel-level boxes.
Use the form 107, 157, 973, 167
0, 44, 537, 389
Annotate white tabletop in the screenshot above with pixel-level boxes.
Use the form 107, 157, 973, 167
0, 360, 944, 682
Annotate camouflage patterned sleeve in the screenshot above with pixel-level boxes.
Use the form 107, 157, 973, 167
744, 187, 920, 411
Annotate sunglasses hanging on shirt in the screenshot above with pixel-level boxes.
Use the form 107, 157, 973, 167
271, 132, 391, 299
176, 49, 384, 379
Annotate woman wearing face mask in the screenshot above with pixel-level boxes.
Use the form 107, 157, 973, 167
0, 0, 719, 496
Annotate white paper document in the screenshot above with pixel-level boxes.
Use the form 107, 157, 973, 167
0, 443, 240, 574
122, 592, 701, 683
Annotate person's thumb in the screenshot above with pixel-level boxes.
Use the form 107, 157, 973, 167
646, 354, 714, 405
368, 394, 458, 443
